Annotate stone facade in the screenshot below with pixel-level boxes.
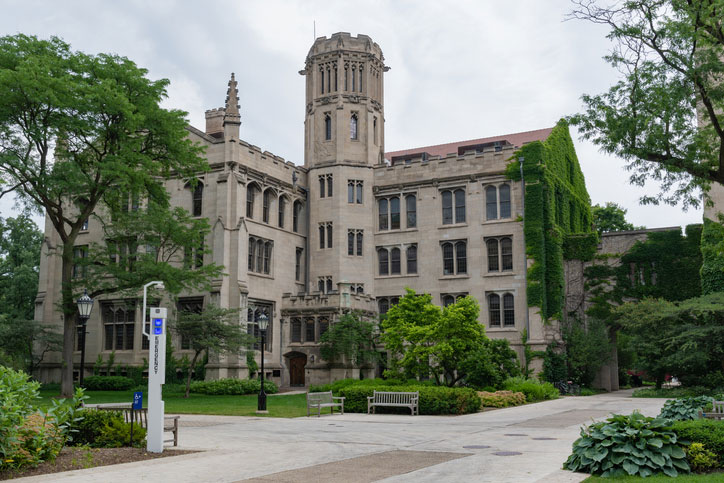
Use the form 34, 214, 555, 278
36, 32, 564, 387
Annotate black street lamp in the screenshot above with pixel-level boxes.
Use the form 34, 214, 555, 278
76, 289, 94, 388
257, 313, 269, 412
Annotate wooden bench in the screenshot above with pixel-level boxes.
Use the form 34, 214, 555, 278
306, 391, 345, 417
367, 390, 419, 416
702, 400, 724, 420
82, 402, 180, 446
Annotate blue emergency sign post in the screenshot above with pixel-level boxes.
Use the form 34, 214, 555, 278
130, 391, 142, 446
145, 306, 167, 453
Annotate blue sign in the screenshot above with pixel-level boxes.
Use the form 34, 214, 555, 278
153, 318, 163, 327
133, 391, 143, 410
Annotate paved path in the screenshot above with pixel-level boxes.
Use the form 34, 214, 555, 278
19, 389, 668, 483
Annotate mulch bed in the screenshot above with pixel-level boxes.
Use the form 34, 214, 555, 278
0, 446, 196, 480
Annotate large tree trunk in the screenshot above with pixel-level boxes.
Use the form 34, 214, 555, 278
184, 351, 201, 398
60, 243, 77, 398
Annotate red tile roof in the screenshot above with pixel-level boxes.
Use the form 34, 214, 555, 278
385, 127, 554, 160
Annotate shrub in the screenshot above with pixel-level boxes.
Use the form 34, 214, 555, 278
671, 419, 724, 461
81, 375, 135, 391
477, 390, 526, 408
337, 384, 480, 415
659, 396, 714, 421
461, 338, 521, 389
541, 343, 567, 383
633, 387, 712, 398
95, 420, 146, 448
309, 378, 410, 394
564, 412, 689, 477
69, 409, 123, 446
502, 377, 558, 402
686, 442, 720, 472
189, 378, 278, 395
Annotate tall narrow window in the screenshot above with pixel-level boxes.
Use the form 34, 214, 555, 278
334, 66, 338, 91
390, 248, 401, 275
256, 239, 263, 273
248, 238, 255, 271
320, 67, 324, 94
348, 182, 354, 203
442, 191, 453, 225
487, 239, 499, 272
352, 68, 356, 92
325, 115, 332, 141
488, 294, 501, 327
263, 189, 272, 223
319, 318, 329, 337
319, 176, 326, 198
501, 237, 513, 271
295, 248, 303, 281
72, 245, 88, 279
344, 65, 348, 91
263, 242, 272, 274
356, 231, 363, 256
278, 197, 286, 228
442, 243, 454, 275
407, 245, 417, 274
390, 196, 400, 230
326, 68, 330, 94
350, 114, 358, 140
327, 223, 333, 248
503, 293, 515, 327
378, 298, 389, 314
499, 184, 511, 218
454, 189, 466, 223
319, 225, 325, 249
456, 241, 467, 274
246, 186, 255, 218
348, 231, 355, 255
192, 183, 203, 217
378, 248, 389, 275
293, 201, 302, 233
326, 278, 333, 293
327, 176, 333, 197
373, 117, 378, 144
291, 318, 302, 342
378, 199, 388, 230
486, 186, 498, 220
359, 66, 363, 91
306, 319, 316, 342
406, 195, 417, 228
356, 182, 363, 204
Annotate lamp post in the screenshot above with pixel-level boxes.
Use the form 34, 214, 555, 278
76, 290, 94, 388
257, 313, 269, 413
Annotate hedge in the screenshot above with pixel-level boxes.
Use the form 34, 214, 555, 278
337, 384, 480, 415
671, 419, 724, 461
82, 375, 135, 391
189, 378, 278, 395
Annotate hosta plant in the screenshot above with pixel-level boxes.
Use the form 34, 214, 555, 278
658, 396, 714, 421
564, 412, 689, 478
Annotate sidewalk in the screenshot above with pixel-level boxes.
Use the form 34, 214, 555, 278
17, 389, 667, 483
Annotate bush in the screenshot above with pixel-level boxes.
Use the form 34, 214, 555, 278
337, 384, 481, 415
659, 396, 714, 421
95, 420, 146, 448
81, 375, 135, 391
502, 377, 558, 402
633, 387, 713, 398
461, 338, 521, 389
541, 344, 567, 383
671, 419, 724, 461
68, 409, 146, 448
188, 378, 278, 395
686, 442, 720, 472
477, 390, 526, 408
309, 378, 411, 394
564, 412, 689, 477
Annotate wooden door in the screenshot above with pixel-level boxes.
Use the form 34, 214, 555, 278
289, 356, 306, 386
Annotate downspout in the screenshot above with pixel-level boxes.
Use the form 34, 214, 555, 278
519, 156, 530, 337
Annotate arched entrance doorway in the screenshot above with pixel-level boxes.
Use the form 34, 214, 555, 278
285, 352, 307, 386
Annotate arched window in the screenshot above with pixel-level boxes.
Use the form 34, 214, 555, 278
455, 241, 467, 274
499, 184, 511, 218
359, 66, 363, 91
327, 224, 333, 248
378, 248, 389, 275
326, 278, 333, 293
352, 68, 356, 92
327, 175, 333, 197
293, 201, 302, 233
356, 231, 363, 256
319, 317, 330, 337
442, 242, 454, 275
406, 245, 417, 274
319, 176, 326, 198
278, 197, 286, 228
325, 115, 332, 141
344, 65, 349, 91
442, 191, 453, 225
488, 294, 501, 327
406, 195, 417, 228
326, 68, 331, 94
501, 237, 513, 271
291, 318, 302, 343
319, 67, 325, 94
318, 279, 324, 292
390, 196, 400, 229
263, 242, 272, 274
503, 293, 515, 327
487, 239, 499, 272
378, 298, 389, 314
348, 231, 355, 255
486, 186, 498, 220
442, 295, 455, 307
319, 225, 325, 249
390, 247, 401, 274
350, 114, 358, 140
454, 189, 466, 223
192, 183, 203, 217
263, 189, 273, 223
378, 198, 388, 230
246, 185, 256, 219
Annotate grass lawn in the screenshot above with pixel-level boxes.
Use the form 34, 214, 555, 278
39, 385, 311, 418
584, 474, 724, 482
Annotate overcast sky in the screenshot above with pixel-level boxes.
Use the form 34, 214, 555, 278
0, 0, 704, 231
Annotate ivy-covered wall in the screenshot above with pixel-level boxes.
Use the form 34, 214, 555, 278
506, 119, 595, 320
700, 217, 724, 295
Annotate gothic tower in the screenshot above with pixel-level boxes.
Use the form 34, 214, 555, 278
300, 33, 387, 295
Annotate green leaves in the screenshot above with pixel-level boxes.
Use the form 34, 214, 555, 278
319, 312, 380, 367
659, 396, 714, 421
564, 411, 690, 477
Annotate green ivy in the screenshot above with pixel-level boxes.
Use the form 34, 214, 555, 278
700, 217, 724, 295
506, 119, 594, 319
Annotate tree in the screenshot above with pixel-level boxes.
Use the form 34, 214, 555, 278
562, 318, 612, 387
591, 202, 640, 235
172, 305, 253, 398
459, 338, 521, 389
319, 312, 380, 372
0, 34, 213, 396
569, 1, 724, 208
381, 289, 486, 386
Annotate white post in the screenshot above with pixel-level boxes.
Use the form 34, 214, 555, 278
147, 307, 167, 453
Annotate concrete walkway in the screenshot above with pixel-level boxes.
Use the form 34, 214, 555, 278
19, 389, 668, 483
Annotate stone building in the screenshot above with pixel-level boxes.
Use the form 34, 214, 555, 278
35, 32, 591, 387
